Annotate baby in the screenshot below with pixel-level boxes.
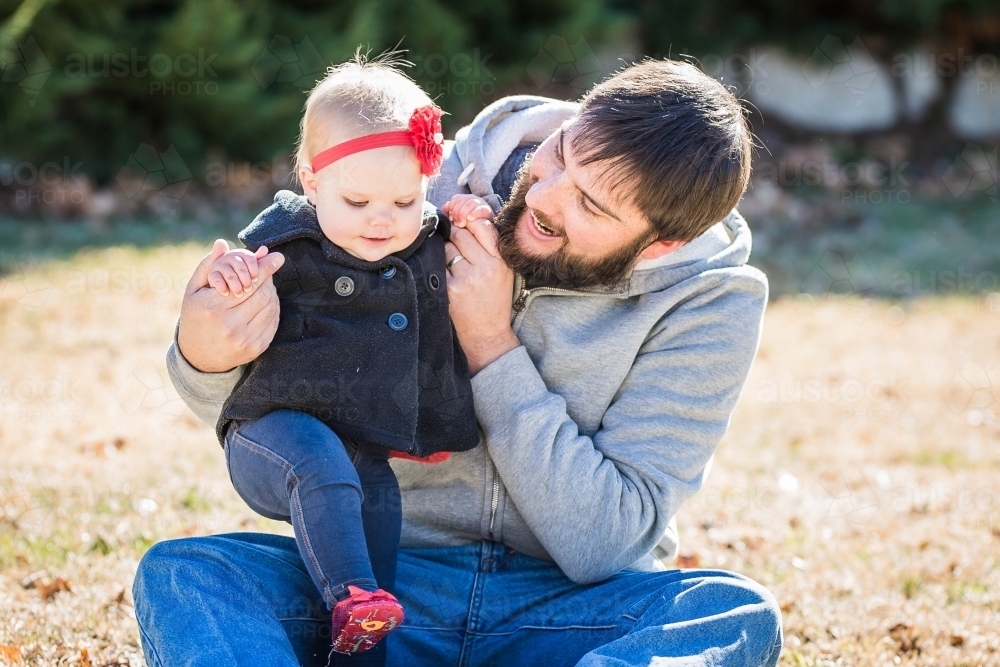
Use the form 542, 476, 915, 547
204, 55, 492, 660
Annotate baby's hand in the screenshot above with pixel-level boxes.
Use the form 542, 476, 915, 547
442, 194, 493, 228
208, 246, 269, 297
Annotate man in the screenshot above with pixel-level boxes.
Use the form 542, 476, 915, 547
133, 59, 782, 666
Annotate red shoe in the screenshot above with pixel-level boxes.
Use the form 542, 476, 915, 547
331, 586, 404, 654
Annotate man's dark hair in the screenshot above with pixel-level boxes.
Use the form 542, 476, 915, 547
573, 59, 752, 241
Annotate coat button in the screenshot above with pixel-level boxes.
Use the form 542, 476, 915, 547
334, 276, 354, 296
427, 273, 440, 291
387, 313, 408, 330
381, 266, 397, 279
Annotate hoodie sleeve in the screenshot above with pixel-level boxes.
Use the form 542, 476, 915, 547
165, 324, 244, 426
471, 269, 767, 584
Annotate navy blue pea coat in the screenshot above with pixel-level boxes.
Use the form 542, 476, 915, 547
217, 190, 480, 457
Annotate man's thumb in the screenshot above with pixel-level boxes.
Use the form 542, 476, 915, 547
186, 239, 230, 293
256, 249, 285, 281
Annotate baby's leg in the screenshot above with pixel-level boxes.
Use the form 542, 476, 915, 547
224, 410, 378, 608
350, 443, 402, 594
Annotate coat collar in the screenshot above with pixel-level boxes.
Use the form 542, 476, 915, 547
240, 190, 446, 270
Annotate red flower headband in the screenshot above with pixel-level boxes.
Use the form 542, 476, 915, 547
310, 105, 445, 176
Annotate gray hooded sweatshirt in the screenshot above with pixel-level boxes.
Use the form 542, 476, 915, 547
166, 95, 768, 585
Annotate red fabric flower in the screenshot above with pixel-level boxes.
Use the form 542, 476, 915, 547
408, 105, 445, 176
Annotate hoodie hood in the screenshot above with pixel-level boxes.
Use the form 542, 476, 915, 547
431, 94, 757, 298
432, 95, 577, 213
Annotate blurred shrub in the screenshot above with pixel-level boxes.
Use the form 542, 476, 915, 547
0, 0, 628, 183
1, 0, 997, 184
618, 0, 1000, 58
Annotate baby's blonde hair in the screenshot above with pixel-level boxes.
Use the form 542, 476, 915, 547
295, 49, 436, 178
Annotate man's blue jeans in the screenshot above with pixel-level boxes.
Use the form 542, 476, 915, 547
133, 533, 783, 666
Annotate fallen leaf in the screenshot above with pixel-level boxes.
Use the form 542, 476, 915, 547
888, 623, 921, 656
79, 648, 92, 667
113, 437, 127, 450
950, 635, 965, 647
779, 600, 796, 613
107, 588, 133, 609
20, 570, 48, 589
38, 577, 72, 600
88, 535, 112, 555
676, 553, 700, 568
79, 441, 107, 457
0, 645, 23, 663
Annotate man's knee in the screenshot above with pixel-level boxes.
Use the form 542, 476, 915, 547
133, 537, 209, 604
689, 572, 783, 664
643, 570, 783, 664
724, 573, 782, 644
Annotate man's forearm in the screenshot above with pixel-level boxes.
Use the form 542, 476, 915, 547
470, 346, 690, 584
468, 276, 766, 584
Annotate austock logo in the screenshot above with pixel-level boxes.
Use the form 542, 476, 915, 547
800, 251, 879, 299
800, 468, 880, 527
251, 35, 324, 90
115, 144, 193, 212
943, 144, 998, 202
944, 359, 997, 418
1, 371, 86, 422
802, 35, 879, 102
0, 253, 55, 309
0, 469, 55, 534
0, 35, 52, 104
527, 35, 603, 92
114, 359, 186, 420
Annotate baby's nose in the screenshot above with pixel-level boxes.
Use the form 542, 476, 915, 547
369, 211, 392, 226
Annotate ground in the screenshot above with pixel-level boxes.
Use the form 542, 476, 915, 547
0, 232, 998, 666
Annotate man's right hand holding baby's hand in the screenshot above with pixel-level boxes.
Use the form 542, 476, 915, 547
208, 246, 269, 297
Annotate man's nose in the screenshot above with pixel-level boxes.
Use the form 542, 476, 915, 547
525, 168, 565, 215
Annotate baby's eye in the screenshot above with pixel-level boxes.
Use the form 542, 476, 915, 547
344, 198, 367, 207
395, 200, 416, 208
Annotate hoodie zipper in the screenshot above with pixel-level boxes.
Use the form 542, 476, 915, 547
489, 274, 627, 540
487, 466, 500, 539
510, 274, 529, 325
510, 275, 627, 324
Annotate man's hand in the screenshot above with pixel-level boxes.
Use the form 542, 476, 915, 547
177, 239, 285, 373
444, 219, 520, 376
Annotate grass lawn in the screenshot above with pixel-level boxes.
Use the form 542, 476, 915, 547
0, 201, 998, 665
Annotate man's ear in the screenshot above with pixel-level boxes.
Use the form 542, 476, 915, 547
638, 238, 686, 261
299, 168, 318, 204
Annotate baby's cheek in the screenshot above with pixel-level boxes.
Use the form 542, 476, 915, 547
317, 203, 359, 245
402, 210, 426, 243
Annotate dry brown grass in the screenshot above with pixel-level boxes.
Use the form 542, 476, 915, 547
1, 244, 998, 666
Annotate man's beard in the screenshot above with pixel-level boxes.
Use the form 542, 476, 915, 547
493, 161, 657, 291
